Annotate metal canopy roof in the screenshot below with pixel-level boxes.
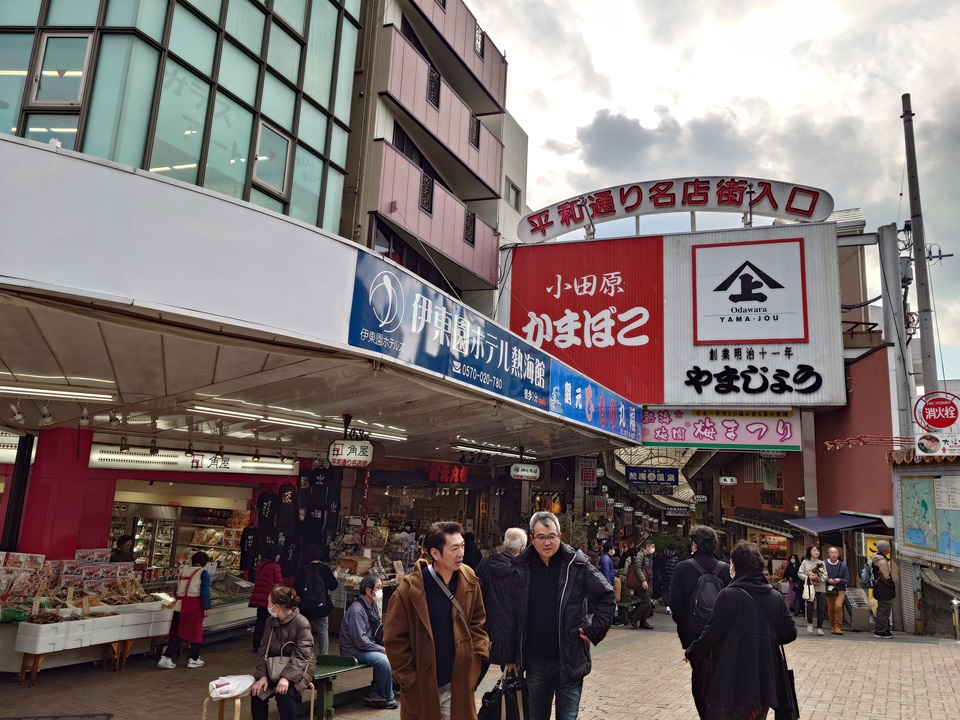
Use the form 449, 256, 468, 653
783, 513, 884, 536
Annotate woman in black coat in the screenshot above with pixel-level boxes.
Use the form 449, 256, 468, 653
685, 541, 797, 720
781, 554, 803, 616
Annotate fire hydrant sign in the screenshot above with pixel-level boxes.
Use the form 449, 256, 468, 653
913, 392, 960, 457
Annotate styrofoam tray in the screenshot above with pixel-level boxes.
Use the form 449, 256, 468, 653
89, 614, 123, 630
119, 623, 151, 640
16, 621, 68, 639
16, 633, 66, 654
90, 627, 122, 645
63, 629, 91, 649
152, 608, 174, 623
121, 610, 154, 626
148, 620, 171, 637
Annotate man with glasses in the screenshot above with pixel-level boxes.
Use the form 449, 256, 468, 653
385, 521, 489, 720
504, 511, 615, 720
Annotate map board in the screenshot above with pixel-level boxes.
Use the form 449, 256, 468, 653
898, 476, 960, 566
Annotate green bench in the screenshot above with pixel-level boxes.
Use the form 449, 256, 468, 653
303, 655, 372, 719
616, 596, 643, 625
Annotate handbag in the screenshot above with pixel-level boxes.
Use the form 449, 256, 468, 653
801, 578, 815, 602
625, 558, 646, 593
262, 626, 296, 683
478, 668, 529, 720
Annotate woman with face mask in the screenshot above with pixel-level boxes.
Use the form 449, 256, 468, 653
338, 575, 396, 709
250, 585, 316, 720
782, 554, 803, 616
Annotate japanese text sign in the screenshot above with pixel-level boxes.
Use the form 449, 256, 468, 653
329, 439, 373, 467
626, 466, 680, 487
548, 360, 643, 443
517, 177, 834, 243
641, 408, 800, 451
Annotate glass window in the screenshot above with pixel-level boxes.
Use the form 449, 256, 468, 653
149, 58, 210, 184
83, 35, 159, 167
344, 0, 360, 20
303, 0, 335, 109
254, 122, 288, 193
24, 113, 78, 149
0, 34, 33, 135
46, 0, 100, 26
187, 0, 220, 22
321, 166, 344, 233
217, 41, 258, 106
169, 3, 216, 76
105, 0, 166, 42
260, 71, 293, 131
297, 101, 326, 152
34, 35, 91, 104
290, 144, 322, 224
203, 91, 253, 200
333, 18, 357, 123
329, 122, 347, 167
225, 0, 265, 56
273, 0, 305, 35
249, 186, 283, 213
267, 21, 300, 83
0, 0, 41, 26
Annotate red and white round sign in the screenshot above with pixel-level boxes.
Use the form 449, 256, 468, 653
914, 392, 960, 431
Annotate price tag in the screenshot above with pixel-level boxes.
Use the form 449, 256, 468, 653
32, 600, 41, 615
82, 596, 91, 613
66, 585, 75, 603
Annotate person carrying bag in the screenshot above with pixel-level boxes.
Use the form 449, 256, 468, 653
478, 667, 529, 720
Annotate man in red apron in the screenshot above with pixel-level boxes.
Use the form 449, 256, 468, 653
158, 551, 211, 669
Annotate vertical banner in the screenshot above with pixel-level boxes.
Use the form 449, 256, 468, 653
359, 469, 371, 547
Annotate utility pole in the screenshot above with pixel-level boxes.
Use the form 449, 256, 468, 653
879, 223, 913, 439
901, 93, 939, 391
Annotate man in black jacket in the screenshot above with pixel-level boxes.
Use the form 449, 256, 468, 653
668, 525, 731, 720
505, 511, 615, 720
475, 527, 527, 687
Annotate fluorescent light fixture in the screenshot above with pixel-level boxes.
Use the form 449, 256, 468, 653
190, 405, 264, 421
0, 385, 114, 401
265, 415, 323, 429
452, 444, 533, 460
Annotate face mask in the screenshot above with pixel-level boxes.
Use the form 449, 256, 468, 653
374, 590, 383, 601
268, 605, 278, 618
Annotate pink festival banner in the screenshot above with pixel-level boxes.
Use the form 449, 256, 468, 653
640, 408, 800, 451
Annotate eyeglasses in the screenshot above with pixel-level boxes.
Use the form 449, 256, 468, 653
533, 534, 560, 543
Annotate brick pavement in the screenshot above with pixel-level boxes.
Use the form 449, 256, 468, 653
2, 613, 959, 719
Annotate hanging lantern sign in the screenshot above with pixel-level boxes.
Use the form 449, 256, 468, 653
329, 439, 374, 467
694, 494, 708, 503
510, 463, 540, 480
613, 502, 624, 509
624, 506, 633, 513
596, 468, 606, 478
718, 476, 738, 486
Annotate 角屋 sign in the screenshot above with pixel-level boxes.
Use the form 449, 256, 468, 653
517, 177, 834, 244
913, 391, 960, 457
507, 222, 844, 407
328, 439, 373, 467
640, 408, 800, 451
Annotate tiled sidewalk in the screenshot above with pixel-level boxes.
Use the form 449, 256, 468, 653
3, 613, 959, 719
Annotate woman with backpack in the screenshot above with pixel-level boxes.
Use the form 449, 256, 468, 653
798, 545, 827, 636
294, 544, 339, 655
250, 552, 284, 652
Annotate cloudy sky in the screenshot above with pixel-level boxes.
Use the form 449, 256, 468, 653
470, 0, 960, 379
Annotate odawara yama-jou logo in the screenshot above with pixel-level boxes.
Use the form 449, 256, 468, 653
714, 260, 784, 320
368, 270, 405, 332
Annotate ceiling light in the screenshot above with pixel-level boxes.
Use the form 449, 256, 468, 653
0, 385, 114, 401
252, 448, 260, 462
184, 442, 194, 458
119, 437, 129, 454
39, 403, 54, 426
277, 449, 288, 463
149, 438, 159, 455
215, 444, 225, 460
190, 405, 264, 421
108, 410, 121, 428
79, 406, 90, 427
10, 402, 25, 425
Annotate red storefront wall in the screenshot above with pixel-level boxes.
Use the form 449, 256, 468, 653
0, 428, 289, 559
814, 347, 894, 516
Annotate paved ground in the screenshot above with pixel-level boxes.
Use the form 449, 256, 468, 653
3, 611, 959, 719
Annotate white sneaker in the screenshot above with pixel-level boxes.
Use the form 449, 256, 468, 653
666, 606, 672, 615
816, 628, 824, 636
157, 656, 176, 669
187, 658, 205, 669
806, 623, 814, 634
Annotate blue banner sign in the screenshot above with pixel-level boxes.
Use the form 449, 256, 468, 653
349, 253, 551, 410
625, 466, 680, 487
548, 361, 643, 443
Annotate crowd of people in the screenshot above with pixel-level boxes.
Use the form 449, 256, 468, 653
159, 518, 895, 720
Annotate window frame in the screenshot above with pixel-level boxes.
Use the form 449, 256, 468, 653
506, 179, 521, 211
28, 32, 94, 107
251, 118, 293, 198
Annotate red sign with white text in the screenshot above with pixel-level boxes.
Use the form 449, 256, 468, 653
510, 236, 664, 404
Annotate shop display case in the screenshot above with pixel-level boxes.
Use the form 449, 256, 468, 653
176, 507, 245, 570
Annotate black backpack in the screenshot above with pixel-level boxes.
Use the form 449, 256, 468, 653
300, 563, 327, 614
688, 558, 727, 636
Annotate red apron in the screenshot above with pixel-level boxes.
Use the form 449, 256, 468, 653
174, 568, 205, 643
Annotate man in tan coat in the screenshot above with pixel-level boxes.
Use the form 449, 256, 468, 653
385, 521, 490, 720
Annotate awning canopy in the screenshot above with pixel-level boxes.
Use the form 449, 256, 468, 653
784, 513, 883, 536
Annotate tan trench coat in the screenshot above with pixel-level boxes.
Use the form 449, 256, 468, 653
385, 558, 490, 720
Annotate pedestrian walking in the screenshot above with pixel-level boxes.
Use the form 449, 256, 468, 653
294, 544, 338, 655
599, 542, 617, 586
475, 527, 527, 688
668, 525, 731, 720
384, 521, 489, 720
823, 546, 849, 635
505, 511, 615, 720
782, 554, 803, 616
659, 546, 679, 613
627, 539, 655, 629
871, 540, 896, 638
684, 541, 798, 720
798, 546, 826, 636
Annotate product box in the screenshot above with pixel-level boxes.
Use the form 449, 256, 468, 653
119, 622, 152, 640
82, 578, 104, 593
9, 571, 39, 598
24, 553, 46, 570
4, 552, 29, 568
74, 549, 97, 562
58, 573, 84, 590
15, 621, 67, 654
85, 562, 117, 580
115, 562, 135, 578
62, 560, 85, 576
0, 551, 6, 567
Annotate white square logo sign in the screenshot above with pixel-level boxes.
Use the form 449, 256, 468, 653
692, 238, 808, 344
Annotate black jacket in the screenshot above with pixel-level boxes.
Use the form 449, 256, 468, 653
685, 573, 797, 711
463, 542, 483, 569
477, 550, 518, 665
507, 543, 615, 685
660, 548, 679, 598
669, 550, 732, 648
293, 560, 339, 620
782, 560, 801, 588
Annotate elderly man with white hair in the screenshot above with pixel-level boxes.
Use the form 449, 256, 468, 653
474, 527, 528, 687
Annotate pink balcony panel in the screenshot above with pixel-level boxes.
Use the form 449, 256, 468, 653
376, 142, 498, 287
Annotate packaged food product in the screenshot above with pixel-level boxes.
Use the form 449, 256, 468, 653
74, 549, 97, 562
5, 552, 29, 568
24, 553, 46, 570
